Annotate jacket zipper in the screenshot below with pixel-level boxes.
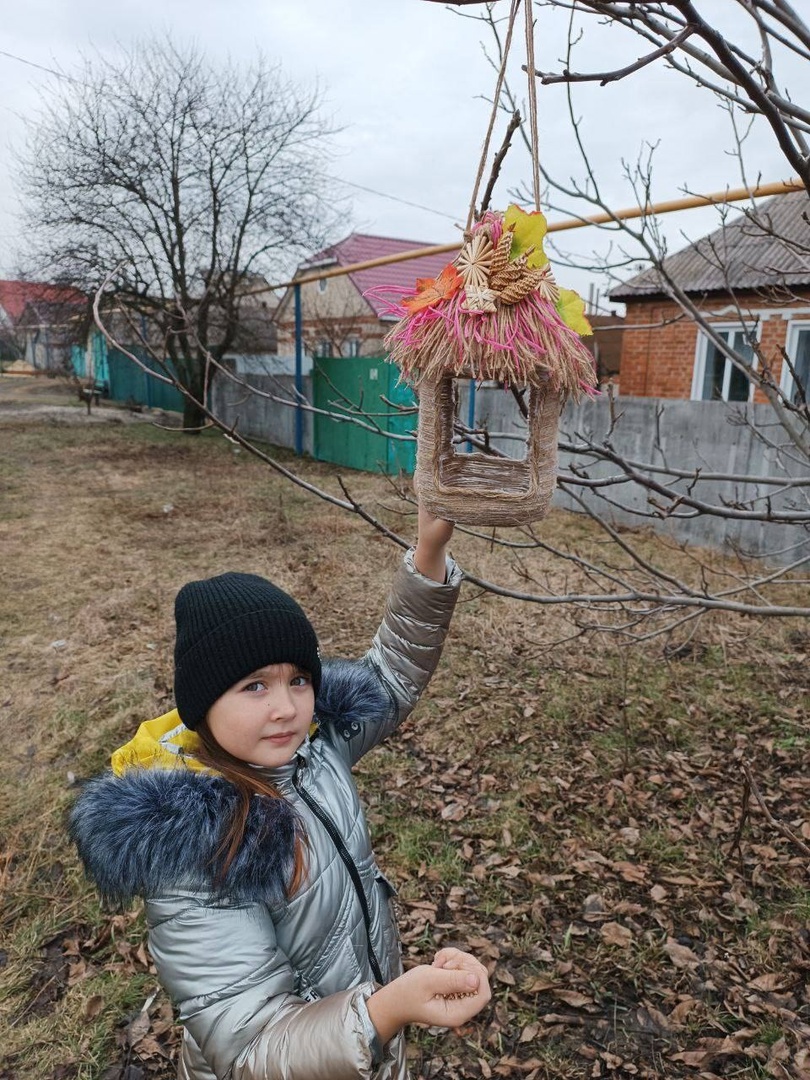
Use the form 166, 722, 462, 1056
292, 757, 385, 985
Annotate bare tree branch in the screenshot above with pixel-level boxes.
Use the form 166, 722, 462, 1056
531, 24, 697, 86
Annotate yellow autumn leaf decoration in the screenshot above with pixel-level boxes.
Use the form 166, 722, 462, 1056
556, 288, 593, 336
504, 204, 549, 269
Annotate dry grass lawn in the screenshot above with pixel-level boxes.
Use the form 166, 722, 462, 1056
1, 377, 808, 1080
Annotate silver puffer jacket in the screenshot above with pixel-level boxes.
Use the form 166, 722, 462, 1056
71, 551, 462, 1080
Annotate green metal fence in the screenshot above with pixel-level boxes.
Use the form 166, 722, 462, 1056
72, 332, 111, 386
312, 356, 416, 475
107, 347, 185, 413
70, 344, 86, 379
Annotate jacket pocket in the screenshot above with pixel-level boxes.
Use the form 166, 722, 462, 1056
374, 871, 403, 981
374, 868, 398, 899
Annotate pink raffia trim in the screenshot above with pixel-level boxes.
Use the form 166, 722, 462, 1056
384, 287, 597, 397
363, 285, 410, 320
474, 212, 503, 246
366, 210, 598, 399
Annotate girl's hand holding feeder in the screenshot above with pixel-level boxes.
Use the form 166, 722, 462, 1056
414, 503, 454, 583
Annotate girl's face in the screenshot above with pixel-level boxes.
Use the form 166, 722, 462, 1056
206, 662, 315, 768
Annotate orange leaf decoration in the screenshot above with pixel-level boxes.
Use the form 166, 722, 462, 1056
402, 263, 463, 313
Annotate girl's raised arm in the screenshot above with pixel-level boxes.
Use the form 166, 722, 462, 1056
320, 505, 461, 765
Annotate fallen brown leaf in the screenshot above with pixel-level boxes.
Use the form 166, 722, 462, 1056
747, 972, 788, 992
600, 922, 633, 948
553, 989, 595, 1009
664, 938, 701, 968
612, 860, 648, 884
124, 1010, 151, 1048
519, 1022, 541, 1043
668, 997, 698, 1026
83, 994, 104, 1021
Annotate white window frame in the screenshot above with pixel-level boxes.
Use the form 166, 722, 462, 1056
691, 322, 759, 402
345, 337, 361, 357
780, 320, 810, 403
318, 278, 328, 293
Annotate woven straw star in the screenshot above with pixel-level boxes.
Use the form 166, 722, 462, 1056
461, 285, 497, 312
455, 232, 494, 290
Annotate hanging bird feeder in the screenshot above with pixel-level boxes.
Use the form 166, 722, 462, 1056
379, 0, 597, 526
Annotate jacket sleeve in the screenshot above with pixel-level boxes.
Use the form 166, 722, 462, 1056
344, 547, 462, 765
146, 893, 381, 1080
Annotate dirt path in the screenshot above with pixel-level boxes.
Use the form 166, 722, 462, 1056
0, 373, 166, 424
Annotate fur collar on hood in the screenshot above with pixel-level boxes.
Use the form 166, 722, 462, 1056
70, 658, 393, 905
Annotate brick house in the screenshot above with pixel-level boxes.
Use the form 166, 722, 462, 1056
609, 190, 810, 403
274, 233, 452, 362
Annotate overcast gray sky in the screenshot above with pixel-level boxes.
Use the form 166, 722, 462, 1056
0, 0, 801, 307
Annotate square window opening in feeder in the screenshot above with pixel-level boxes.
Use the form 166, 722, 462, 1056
450, 379, 528, 464
438, 377, 531, 493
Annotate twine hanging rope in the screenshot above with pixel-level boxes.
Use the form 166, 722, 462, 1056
466, 0, 543, 226
386, 2, 594, 400
400, 1, 597, 526
466, 0, 522, 230
524, 0, 541, 211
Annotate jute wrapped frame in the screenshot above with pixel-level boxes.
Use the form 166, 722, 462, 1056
415, 375, 561, 526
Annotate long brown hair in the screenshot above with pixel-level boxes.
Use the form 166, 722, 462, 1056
194, 721, 308, 897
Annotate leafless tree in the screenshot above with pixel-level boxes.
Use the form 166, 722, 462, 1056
287, 291, 373, 360
0, 322, 24, 368
19, 38, 337, 429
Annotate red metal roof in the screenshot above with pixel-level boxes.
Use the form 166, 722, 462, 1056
0, 280, 85, 323
304, 233, 459, 318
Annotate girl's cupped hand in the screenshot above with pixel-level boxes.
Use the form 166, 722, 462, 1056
367, 948, 491, 1042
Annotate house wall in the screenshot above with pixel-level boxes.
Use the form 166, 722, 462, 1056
0, 306, 22, 362
619, 290, 810, 399
275, 274, 389, 357
23, 329, 75, 371
587, 315, 624, 387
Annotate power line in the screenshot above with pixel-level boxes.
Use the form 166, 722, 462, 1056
326, 175, 459, 222
0, 49, 79, 83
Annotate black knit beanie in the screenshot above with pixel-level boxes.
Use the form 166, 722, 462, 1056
173, 571, 321, 730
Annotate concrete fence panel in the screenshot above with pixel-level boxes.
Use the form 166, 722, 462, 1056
210, 368, 313, 454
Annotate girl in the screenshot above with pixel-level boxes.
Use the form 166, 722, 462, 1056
70, 506, 491, 1080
